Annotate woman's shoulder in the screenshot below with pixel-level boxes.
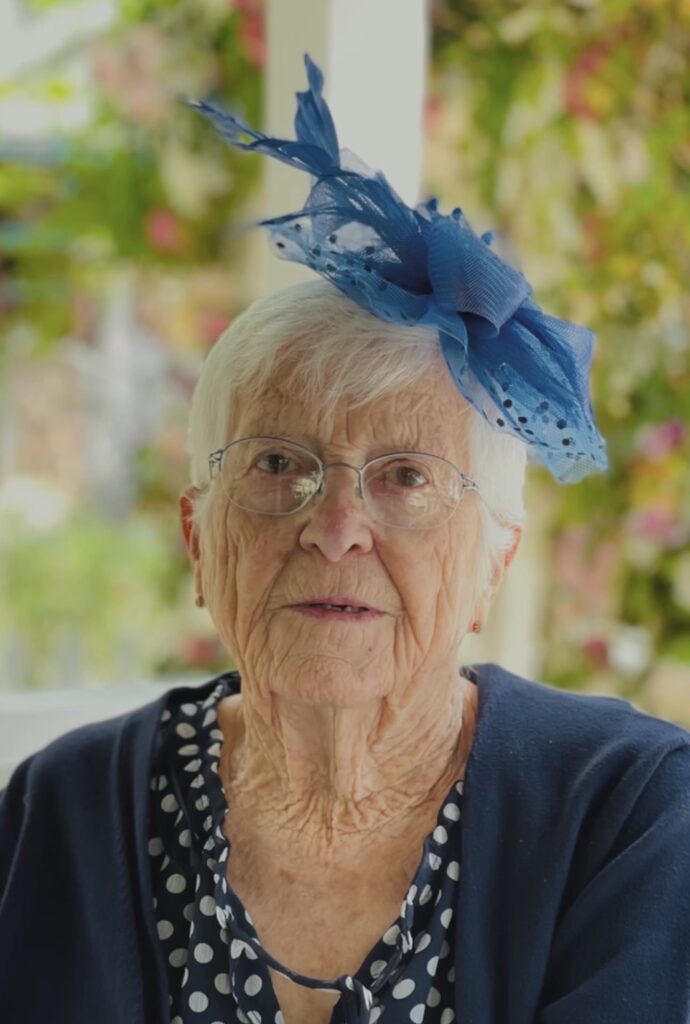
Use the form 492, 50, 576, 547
471, 660, 690, 748
467, 661, 690, 805
1, 673, 236, 810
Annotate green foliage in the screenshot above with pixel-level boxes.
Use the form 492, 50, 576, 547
431, 0, 690, 693
0, 508, 181, 688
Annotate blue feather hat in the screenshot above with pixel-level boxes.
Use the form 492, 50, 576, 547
187, 54, 608, 484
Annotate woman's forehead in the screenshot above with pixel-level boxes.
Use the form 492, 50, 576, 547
230, 373, 472, 458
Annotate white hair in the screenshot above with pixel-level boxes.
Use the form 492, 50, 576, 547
186, 278, 526, 598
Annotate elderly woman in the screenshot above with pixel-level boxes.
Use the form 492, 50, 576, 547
1, 56, 689, 1024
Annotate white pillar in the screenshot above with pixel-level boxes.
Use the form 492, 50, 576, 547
261, 0, 428, 293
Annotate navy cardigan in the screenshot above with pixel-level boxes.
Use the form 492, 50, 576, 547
1, 663, 689, 1024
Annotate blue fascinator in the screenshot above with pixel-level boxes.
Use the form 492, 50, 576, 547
188, 54, 608, 484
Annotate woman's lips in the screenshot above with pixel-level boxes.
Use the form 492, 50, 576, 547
289, 603, 382, 621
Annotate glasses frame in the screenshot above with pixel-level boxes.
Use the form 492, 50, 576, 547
208, 435, 481, 530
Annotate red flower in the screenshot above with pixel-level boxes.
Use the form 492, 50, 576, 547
145, 207, 188, 255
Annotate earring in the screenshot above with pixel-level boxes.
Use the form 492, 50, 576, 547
471, 620, 481, 633
195, 593, 205, 608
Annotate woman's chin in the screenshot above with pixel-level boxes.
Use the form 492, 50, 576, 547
270, 655, 391, 707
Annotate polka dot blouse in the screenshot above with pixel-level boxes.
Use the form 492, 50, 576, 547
149, 672, 464, 1024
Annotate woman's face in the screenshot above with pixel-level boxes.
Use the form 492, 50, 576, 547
183, 362, 515, 707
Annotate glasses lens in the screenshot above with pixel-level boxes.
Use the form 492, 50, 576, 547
363, 454, 465, 528
221, 438, 321, 514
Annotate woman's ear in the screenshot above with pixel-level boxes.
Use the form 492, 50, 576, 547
179, 486, 202, 563
472, 524, 523, 631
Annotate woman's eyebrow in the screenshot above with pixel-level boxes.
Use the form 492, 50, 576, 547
245, 430, 429, 457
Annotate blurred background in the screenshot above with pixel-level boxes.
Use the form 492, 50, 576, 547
1, 0, 689, 773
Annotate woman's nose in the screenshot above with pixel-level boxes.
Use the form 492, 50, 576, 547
298, 465, 375, 561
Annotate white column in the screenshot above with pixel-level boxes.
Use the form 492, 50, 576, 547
261, 0, 428, 293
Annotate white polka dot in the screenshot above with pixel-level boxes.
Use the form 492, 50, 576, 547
275, 1013, 285, 1024
231, 938, 258, 959
166, 874, 186, 894
426, 955, 439, 976
410, 1005, 425, 1023
171, 1017, 182, 1024
191, 774, 204, 789
161, 794, 179, 813
369, 1010, 383, 1023
447, 966, 455, 982
426, 987, 441, 1007
161, 709, 172, 722
195, 794, 210, 811
415, 931, 431, 953
178, 829, 192, 848
176, 722, 196, 738
208, 741, 221, 757
440, 940, 450, 958
440, 1011, 455, 1023
447, 860, 460, 880
247, 1012, 262, 1024
237, 1011, 249, 1024
440, 907, 454, 928
169, 948, 187, 967
200, 895, 215, 916
148, 837, 164, 856
428, 853, 442, 869
393, 978, 415, 999
443, 802, 461, 821
210, 728, 223, 741
156, 920, 174, 940
244, 974, 263, 996
189, 990, 208, 1012
182, 967, 189, 987
419, 884, 433, 905
203, 708, 217, 727
370, 959, 387, 978
183, 902, 194, 921
193, 942, 214, 963
435, 889, 443, 906
184, 758, 202, 773
179, 743, 200, 756
345, 976, 355, 990
214, 972, 231, 994
161, 855, 170, 871
382, 924, 400, 945
433, 825, 448, 844
455, 780, 464, 796
181, 702, 197, 716
157, 775, 168, 790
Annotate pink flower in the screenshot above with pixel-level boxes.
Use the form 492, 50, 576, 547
636, 419, 686, 462
89, 26, 169, 126
145, 207, 188, 255
582, 635, 610, 670
627, 506, 689, 549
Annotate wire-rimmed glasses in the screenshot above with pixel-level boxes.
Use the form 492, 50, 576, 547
208, 436, 481, 530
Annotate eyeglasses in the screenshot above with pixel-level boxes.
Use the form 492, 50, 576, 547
208, 436, 480, 530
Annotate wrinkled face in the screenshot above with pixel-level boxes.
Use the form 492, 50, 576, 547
195, 361, 488, 707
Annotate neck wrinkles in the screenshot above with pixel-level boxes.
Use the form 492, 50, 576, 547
217, 671, 477, 852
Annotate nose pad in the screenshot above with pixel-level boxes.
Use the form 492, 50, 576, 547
306, 465, 366, 522
317, 464, 364, 504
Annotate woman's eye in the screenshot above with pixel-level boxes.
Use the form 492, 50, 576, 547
388, 463, 428, 488
256, 452, 294, 474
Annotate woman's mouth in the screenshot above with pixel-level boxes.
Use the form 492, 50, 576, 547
289, 602, 382, 621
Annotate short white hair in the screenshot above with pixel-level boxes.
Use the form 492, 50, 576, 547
186, 278, 526, 598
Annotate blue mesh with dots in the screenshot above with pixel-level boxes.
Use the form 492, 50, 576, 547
187, 54, 608, 484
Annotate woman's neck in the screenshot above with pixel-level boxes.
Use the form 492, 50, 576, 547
217, 669, 477, 856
